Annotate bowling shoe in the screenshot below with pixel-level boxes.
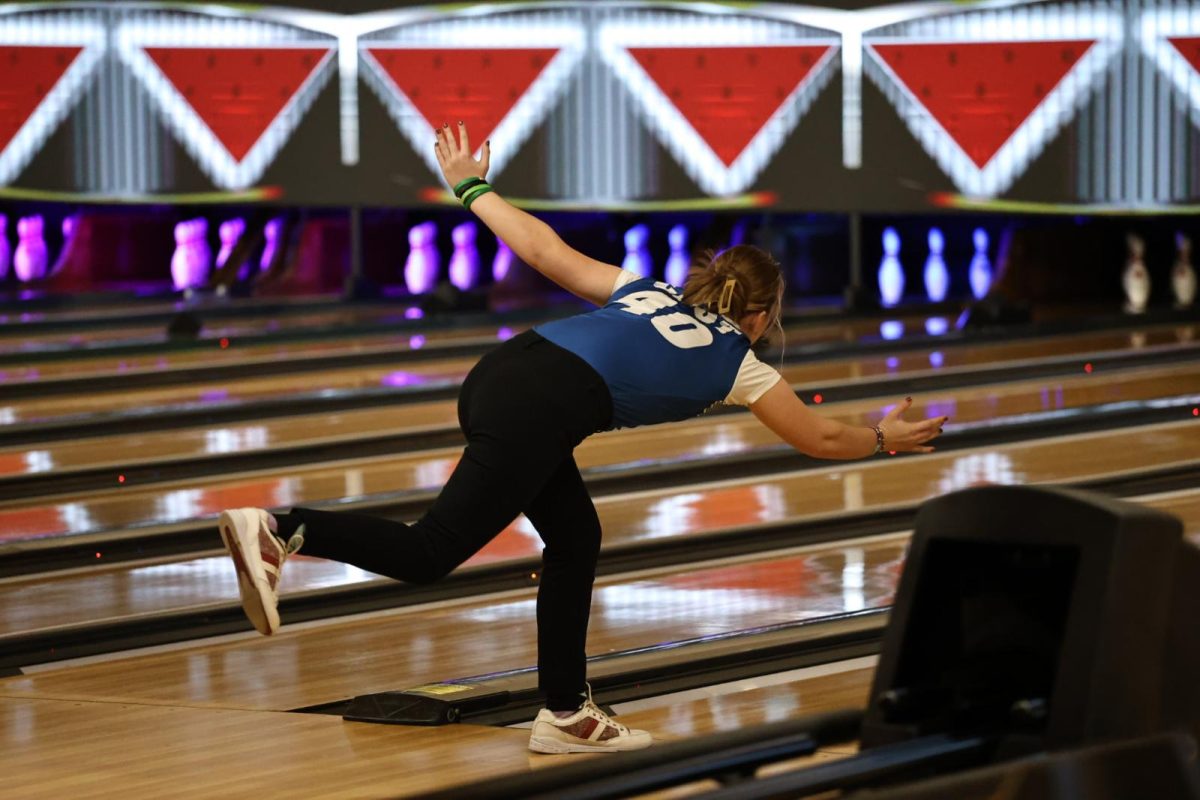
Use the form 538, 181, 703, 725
218, 507, 301, 635
528, 686, 652, 754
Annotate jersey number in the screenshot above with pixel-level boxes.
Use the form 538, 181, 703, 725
615, 289, 716, 349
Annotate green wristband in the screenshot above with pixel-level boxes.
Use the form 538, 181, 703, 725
462, 185, 493, 210
452, 177, 485, 198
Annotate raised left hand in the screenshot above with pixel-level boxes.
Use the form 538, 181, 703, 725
434, 121, 491, 188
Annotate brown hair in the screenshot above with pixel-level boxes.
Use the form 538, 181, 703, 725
681, 244, 784, 325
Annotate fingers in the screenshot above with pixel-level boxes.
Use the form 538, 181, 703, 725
480, 139, 491, 177
885, 396, 914, 420
457, 121, 469, 156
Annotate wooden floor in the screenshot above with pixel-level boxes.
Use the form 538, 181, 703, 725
3, 320, 1195, 425
2, 419, 1196, 638
4, 493, 1199, 797
0, 364, 1195, 544
1, 311, 930, 385
4, 308, 1200, 798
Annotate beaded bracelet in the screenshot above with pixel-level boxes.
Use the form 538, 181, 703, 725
871, 425, 886, 455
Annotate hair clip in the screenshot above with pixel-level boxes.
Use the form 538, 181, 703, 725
717, 277, 737, 314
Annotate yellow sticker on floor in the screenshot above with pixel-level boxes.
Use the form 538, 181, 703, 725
410, 683, 475, 696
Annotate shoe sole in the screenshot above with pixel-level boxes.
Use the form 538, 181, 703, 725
528, 734, 652, 754
218, 509, 279, 636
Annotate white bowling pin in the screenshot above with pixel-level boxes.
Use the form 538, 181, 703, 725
1172, 232, 1196, 309
1122, 233, 1150, 314
878, 227, 904, 307
923, 227, 948, 303
449, 221, 479, 290
665, 224, 690, 287
968, 228, 992, 300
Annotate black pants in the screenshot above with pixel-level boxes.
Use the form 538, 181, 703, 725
284, 330, 613, 710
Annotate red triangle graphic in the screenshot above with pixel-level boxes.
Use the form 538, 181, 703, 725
627, 46, 833, 167
1168, 37, 1200, 74
871, 40, 1094, 168
366, 48, 559, 145
0, 46, 82, 152
145, 46, 331, 161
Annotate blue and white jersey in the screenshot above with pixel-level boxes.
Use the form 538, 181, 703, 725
535, 272, 782, 429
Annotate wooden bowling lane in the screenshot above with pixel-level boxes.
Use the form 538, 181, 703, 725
0, 663, 870, 799
6, 495, 1199, 797
2, 360, 1196, 542
0, 355, 478, 425
0, 304, 424, 354
1, 326, 497, 384
6, 485, 1200, 713
0, 310, 941, 388
0, 532, 910, 709
3, 318, 1197, 456
3, 419, 1197, 638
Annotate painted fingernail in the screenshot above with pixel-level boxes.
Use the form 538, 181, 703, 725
443, 122, 449, 128
906, 396, 912, 402
458, 120, 463, 125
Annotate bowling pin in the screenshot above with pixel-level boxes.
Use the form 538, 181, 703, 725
923, 227, 948, 303
492, 238, 513, 283
14, 215, 47, 282
171, 220, 190, 290
622, 224, 652, 278
191, 218, 212, 281
878, 227, 904, 307
1122, 233, 1150, 314
1172, 232, 1196, 309
260, 217, 284, 274
217, 218, 245, 269
0, 214, 9, 281
404, 221, 439, 294
968, 228, 992, 300
665, 224, 690, 287
448, 221, 479, 290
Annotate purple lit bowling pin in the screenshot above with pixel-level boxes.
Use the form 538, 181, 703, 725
217, 218, 245, 269
404, 221, 439, 295
968, 228, 992, 300
493, 238, 513, 282
171, 220, 191, 290
448, 221, 479, 290
665, 224, 689, 286
191, 218, 212, 281
923, 228, 948, 303
622, 224, 652, 278
260, 217, 284, 274
0, 214, 9, 281
878, 227, 904, 308
14, 215, 47, 282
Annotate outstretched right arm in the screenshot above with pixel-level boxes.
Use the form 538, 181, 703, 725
434, 122, 622, 306
750, 382, 947, 459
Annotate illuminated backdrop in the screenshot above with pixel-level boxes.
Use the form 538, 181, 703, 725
0, 0, 1196, 210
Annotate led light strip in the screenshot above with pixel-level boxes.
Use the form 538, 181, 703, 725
0, 13, 105, 186
359, 16, 586, 183
599, 17, 839, 198
115, 14, 336, 190
864, 6, 1123, 197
